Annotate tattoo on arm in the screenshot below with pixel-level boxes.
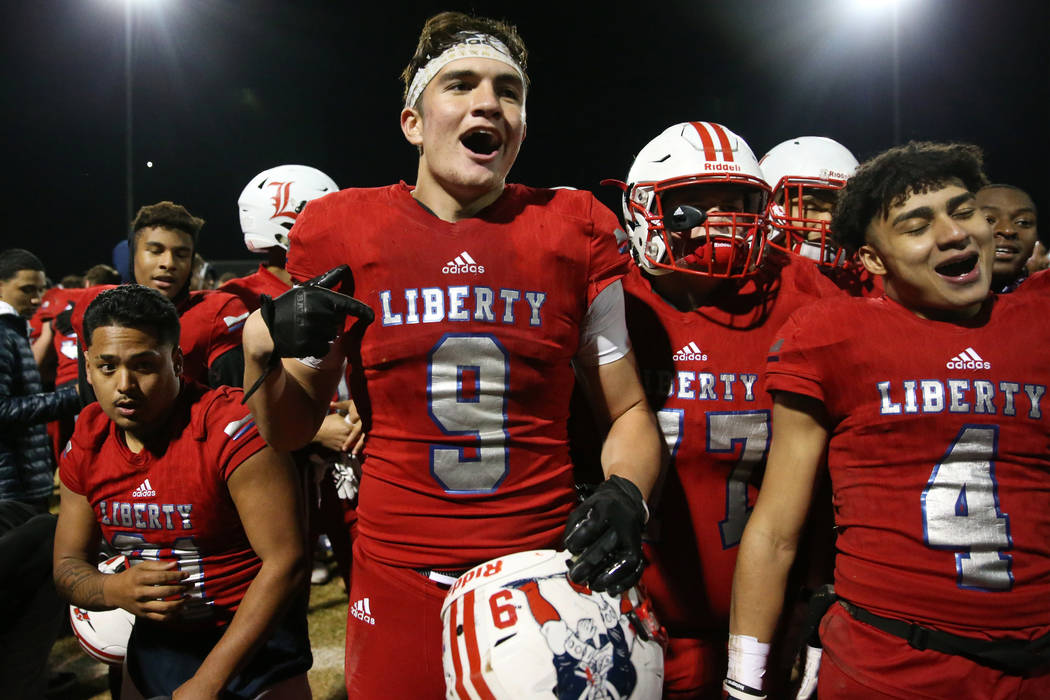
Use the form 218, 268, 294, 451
54, 558, 108, 609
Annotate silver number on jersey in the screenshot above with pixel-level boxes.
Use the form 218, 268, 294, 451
110, 532, 213, 618
708, 411, 770, 549
428, 334, 510, 493
922, 424, 1013, 591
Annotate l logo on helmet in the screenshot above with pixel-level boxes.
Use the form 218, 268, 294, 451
268, 181, 300, 222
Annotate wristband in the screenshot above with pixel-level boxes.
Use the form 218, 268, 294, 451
726, 634, 770, 690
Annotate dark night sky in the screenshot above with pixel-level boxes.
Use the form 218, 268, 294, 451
6, 0, 1048, 279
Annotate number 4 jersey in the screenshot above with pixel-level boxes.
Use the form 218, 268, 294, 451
60, 383, 268, 627
285, 183, 628, 571
767, 292, 1050, 635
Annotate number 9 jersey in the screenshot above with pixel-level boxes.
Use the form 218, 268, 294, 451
285, 183, 629, 570
766, 292, 1050, 635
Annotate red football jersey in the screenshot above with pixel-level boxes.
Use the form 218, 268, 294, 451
1014, 268, 1050, 294
819, 263, 885, 298
60, 383, 268, 627
30, 286, 81, 342
286, 183, 628, 569
617, 253, 838, 636
767, 293, 1050, 635
218, 265, 290, 313
72, 287, 249, 386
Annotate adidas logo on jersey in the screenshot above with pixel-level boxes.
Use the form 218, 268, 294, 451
673, 342, 708, 362
442, 251, 485, 274
131, 478, 156, 498
350, 597, 375, 625
946, 347, 990, 370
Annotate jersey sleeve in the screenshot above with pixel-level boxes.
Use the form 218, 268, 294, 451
764, 309, 828, 404
585, 197, 630, 305
207, 389, 269, 481
285, 197, 349, 286
205, 293, 250, 368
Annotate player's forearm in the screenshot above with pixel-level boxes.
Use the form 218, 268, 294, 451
242, 311, 329, 450
54, 556, 109, 610
729, 522, 799, 643
599, 400, 662, 500
190, 553, 307, 693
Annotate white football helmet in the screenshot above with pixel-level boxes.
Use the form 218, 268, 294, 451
442, 550, 664, 700
760, 137, 858, 266
237, 165, 338, 252
68, 555, 136, 665
615, 121, 770, 279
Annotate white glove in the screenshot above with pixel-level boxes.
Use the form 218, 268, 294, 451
794, 644, 821, 700
332, 454, 360, 500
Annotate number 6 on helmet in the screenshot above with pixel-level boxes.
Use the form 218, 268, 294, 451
441, 549, 664, 699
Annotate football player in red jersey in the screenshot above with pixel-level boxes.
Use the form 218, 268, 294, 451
53, 285, 310, 699
72, 202, 250, 390
241, 11, 662, 698
584, 122, 839, 699
727, 142, 1050, 699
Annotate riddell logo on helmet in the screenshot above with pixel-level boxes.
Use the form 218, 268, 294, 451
443, 251, 485, 274
945, 347, 991, 370
447, 559, 505, 597
704, 162, 742, 173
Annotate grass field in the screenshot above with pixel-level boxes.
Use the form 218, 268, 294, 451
49, 566, 350, 699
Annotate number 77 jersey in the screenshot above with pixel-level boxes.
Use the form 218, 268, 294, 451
766, 292, 1050, 635
285, 183, 629, 571
612, 253, 839, 636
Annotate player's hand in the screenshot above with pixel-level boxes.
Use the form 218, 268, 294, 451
104, 560, 190, 622
794, 645, 821, 700
563, 475, 647, 595
172, 673, 222, 700
54, 306, 75, 336
258, 265, 374, 359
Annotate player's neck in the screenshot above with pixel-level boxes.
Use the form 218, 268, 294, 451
411, 173, 504, 223
265, 265, 292, 287
649, 272, 723, 311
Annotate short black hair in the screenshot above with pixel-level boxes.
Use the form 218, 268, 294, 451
832, 141, 989, 254
82, 284, 180, 349
129, 201, 204, 253
0, 248, 45, 282
978, 183, 1037, 212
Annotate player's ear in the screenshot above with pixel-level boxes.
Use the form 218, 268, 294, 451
857, 243, 887, 276
172, 346, 184, 377
401, 106, 423, 148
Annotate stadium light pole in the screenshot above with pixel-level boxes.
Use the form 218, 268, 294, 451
125, 0, 133, 231
850, 0, 909, 144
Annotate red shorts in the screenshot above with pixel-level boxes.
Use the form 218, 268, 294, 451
661, 636, 723, 699
818, 602, 1050, 699
344, 541, 449, 699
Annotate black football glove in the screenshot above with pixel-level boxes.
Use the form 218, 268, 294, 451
243, 265, 373, 403
53, 305, 75, 336
258, 265, 374, 359
564, 475, 647, 595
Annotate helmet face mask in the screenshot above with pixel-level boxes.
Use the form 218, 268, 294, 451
767, 180, 851, 267
237, 165, 338, 253
622, 122, 771, 280
628, 178, 767, 278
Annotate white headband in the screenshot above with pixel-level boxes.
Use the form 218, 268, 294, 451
404, 32, 526, 111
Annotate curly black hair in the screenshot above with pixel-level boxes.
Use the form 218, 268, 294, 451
832, 142, 989, 254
